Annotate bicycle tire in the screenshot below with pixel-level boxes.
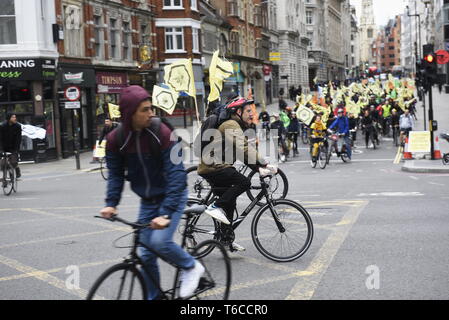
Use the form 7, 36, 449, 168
86, 263, 147, 300
246, 168, 289, 207
191, 240, 231, 300
251, 199, 314, 262
442, 154, 449, 165
100, 158, 108, 181
182, 199, 219, 258
318, 147, 327, 169
2, 167, 14, 196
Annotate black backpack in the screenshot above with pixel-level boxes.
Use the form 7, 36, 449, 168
193, 103, 231, 158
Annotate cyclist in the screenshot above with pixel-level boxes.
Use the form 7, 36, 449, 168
0, 114, 22, 179
309, 114, 327, 162
100, 85, 204, 300
270, 113, 289, 162
391, 109, 400, 144
288, 112, 300, 157
369, 105, 380, 145
348, 113, 358, 147
258, 107, 271, 138
198, 97, 275, 252
399, 108, 414, 146
361, 109, 375, 148
328, 108, 352, 160
381, 99, 393, 136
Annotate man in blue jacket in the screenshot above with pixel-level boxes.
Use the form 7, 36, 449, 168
328, 108, 352, 160
100, 85, 204, 300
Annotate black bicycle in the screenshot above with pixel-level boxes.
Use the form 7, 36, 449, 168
86, 205, 231, 300
183, 174, 313, 263
99, 157, 108, 181
186, 164, 289, 207
1, 152, 17, 196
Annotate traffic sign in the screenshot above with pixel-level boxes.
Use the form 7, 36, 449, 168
64, 86, 81, 101
65, 101, 81, 109
436, 50, 449, 65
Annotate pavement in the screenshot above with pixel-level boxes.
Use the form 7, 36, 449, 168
402, 159, 449, 173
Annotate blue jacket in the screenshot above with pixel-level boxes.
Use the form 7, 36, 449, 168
104, 86, 186, 219
329, 116, 350, 135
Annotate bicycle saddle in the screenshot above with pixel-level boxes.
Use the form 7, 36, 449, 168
184, 205, 206, 217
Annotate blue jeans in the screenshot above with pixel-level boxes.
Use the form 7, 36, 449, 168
137, 190, 195, 300
344, 136, 352, 159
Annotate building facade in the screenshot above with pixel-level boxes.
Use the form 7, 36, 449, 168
349, 5, 360, 79
0, 0, 59, 161
359, 0, 377, 68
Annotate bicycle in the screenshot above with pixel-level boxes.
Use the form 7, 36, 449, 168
183, 174, 313, 263
1, 152, 17, 196
186, 164, 289, 207
86, 205, 231, 300
99, 156, 108, 181
300, 123, 310, 145
310, 137, 328, 170
327, 132, 352, 163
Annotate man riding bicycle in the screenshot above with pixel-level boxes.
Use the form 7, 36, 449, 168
399, 109, 414, 145
198, 97, 275, 252
0, 114, 22, 179
328, 108, 352, 160
100, 85, 204, 300
310, 114, 327, 161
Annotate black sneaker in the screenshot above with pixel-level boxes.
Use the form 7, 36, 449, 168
15, 168, 21, 179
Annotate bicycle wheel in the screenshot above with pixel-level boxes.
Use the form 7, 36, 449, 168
246, 168, 289, 207
442, 154, 449, 165
86, 263, 147, 300
182, 199, 219, 258
186, 166, 211, 199
191, 240, 231, 300
2, 167, 14, 196
318, 146, 327, 169
99, 158, 108, 181
251, 199, 314, 262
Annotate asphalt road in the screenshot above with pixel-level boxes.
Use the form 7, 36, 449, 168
1, 89, 448, 300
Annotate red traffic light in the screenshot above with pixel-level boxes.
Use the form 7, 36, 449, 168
424, 54, 435, 63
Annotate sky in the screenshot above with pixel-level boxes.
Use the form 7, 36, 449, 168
350, 0, 407, 27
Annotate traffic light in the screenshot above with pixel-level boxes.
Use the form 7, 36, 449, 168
423, 53, 438, 86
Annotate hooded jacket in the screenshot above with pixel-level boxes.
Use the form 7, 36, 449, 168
104, 86, 186, 219
0, 118, 22, 152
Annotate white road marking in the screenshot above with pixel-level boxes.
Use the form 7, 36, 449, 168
357, 192, 424, 197
409, 176, 419, 180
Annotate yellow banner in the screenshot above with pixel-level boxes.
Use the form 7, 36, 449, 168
108, 103, 121, 119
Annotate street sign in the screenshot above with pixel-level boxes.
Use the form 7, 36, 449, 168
408, 131, 431, 153
436, 50, 449, 65
64, 86, 81, 101
269, 52, 281, 61
65, 101, 81, 109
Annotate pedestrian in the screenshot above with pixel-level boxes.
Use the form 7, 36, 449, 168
100, 85, 204, 300
98, 118, 118, 145
288, 112, 300, 157
0, 114, 22, 178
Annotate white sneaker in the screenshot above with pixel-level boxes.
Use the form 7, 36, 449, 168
205, 204, 231, 225
179, 261, 205, 298
230, 242, 246, 252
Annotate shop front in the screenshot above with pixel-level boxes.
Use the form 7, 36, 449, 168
0, 58, 57, 162
58, 64, 96, 158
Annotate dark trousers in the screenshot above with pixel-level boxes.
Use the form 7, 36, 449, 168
200, 167, 251, 221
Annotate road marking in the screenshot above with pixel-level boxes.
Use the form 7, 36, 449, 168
0, 254, 89, 299
409, 176, 419, 180
357, 192, 424, 197
394, 147, 403, 164
0, 258, 121, 282
0, 230, 116, 249
428, 182, 445, 186
285, 200, 369, 300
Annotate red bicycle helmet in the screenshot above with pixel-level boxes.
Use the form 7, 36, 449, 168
225, 97, 254, 113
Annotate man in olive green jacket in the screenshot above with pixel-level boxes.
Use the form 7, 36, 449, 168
198, 98, 275, 252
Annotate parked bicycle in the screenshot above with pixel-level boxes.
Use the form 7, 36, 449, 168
86, 205, 231, 300
1, 152, 17, 196
186, 163, 289, 207
183, 173, 313, 263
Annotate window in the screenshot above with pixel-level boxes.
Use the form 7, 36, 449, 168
10, 81, 32, 102
123, 21, 132, 60
192, 28, 199, 53
165, 27, 184, 52
164, 0, 182, 8
63, 4, 84, 57
94, 15, 104, 59
219, 34, 228, 54
190, 0, 198, 11
306, 11, 313, 24
141, 23, 150, 45
110, 18, 119, 59
0, 0, 16, 44
367, 29, 373, 38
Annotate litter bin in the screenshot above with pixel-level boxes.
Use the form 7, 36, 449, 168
34, 139, 47, 163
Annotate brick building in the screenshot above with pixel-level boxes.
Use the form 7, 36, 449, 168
55, 0, 157, 158
372, 15, 402, 74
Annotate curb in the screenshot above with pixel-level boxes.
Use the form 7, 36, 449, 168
401, 165, 449, 174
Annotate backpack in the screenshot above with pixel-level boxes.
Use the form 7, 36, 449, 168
193, 102, 231, 158
114, 117, 178, 159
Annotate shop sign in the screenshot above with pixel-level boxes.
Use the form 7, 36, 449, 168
0, 58, 56, 81
96, 72, 128, 94
64, 72, 83, 83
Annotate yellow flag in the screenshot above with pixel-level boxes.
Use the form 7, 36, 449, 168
108, 103, 121, 119
152, 85, 179, 115
296, 105, 315, 126
164, 59, 196, 97
208, 51, 233, 102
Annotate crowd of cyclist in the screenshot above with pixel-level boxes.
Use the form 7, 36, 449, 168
257, 79, 418, 163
